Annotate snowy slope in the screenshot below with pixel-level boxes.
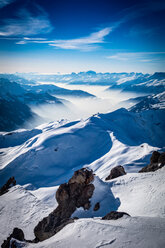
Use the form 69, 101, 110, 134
0, 167, 165, 247
26, 217, 165, 248
130, 91, 165, 112
0, 185, 58, 243
0, 108, 164, 188
0, 103, 165, 247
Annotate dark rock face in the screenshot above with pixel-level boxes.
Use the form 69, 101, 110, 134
0, 177, 16, 196
93, 202, 100, 211
68, 168, 94, 185
158, 152, 165, 165
105, 166, 126, 181
139, 151, 165, 173
102, 211, 130, 220
34, 168, 95, 241
139, 163, 164, 172
1, 228, 24, 248
150, 151, 160, 164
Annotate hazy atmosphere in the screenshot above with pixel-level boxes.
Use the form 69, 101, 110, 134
0, 1, 165, 248
29, 83, 143, 128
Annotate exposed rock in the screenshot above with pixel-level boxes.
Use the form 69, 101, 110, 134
150, 151, 160, 164
102, 211, 130, 220
139, 163, 164, 173
93, 202, 100, 211
68, 168, 94, 185
139, 151, 165, 173
1, 228, 25, 248
105, 166, 126, 181
56, 183, 70, 204
158, 152, 165, 165
0, 176, 16, 196
34, 168, 95, 241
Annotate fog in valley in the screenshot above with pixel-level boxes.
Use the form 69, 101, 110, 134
26, 83, 144, 129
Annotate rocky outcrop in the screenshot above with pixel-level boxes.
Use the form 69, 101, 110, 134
1, 228, 25, 248
102, 211, 130, 220
105, 166, 126, 181
0, 177, 16, 196
139, 151, 165, 173
34, 168, 95, 241
150, 151, 160, 164
93, 202, 100, 211
158, 152, 165, 165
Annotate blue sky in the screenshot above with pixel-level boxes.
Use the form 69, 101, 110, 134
0, 0, 165, 73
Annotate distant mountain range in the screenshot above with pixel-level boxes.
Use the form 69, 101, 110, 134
0, 78, 63, 105
0, 72, 165, 131
0, 78, 64, 131
108, 72, 165, 94
130, 91, 165, 112
2, 71, 164, 93
0, 77, 95, 131
23, 84, 95, 97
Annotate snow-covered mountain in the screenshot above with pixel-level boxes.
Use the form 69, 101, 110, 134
109, 72, 165, 94
23, 84, 95, 98
0, 78, 65, 131
0, 77, 96, 131
10, 71, 165, 90
0, 107, 164, 187
5, 71, 164, 95
0, 78, 64, 105
130, 91, 165, 112
0, 75, 96, 97
0, 78, 165, 247
11, 71, 146, 85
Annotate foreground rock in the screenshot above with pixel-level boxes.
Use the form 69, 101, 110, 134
105, 166, 126, 181
34, 168, 95, 241
102, 211, 130, 220
139, 151, 165, 173
1, 228, 25, 248
0, 177, 16, 196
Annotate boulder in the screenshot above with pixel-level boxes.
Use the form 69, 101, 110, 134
102, 211, 130, 220
34, 168, 95, 241
139, 151, 165, 173
105, 166, 126, 181
139, 163, 164, 173
1, 228, 25, 248
0, 177, 16, 196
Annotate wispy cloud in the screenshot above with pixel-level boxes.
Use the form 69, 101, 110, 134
106, 52, 165, 62
0, 0, 15, 8
15, 27, 112, 51
49, 27, 112, 50
0, 6, 53, 36
2, 0, 165, 52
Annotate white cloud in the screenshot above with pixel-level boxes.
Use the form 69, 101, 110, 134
49, 27, 112, 50
0, 7, 53, 36
106, 52, 165, 62
16, 27, 112, 51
